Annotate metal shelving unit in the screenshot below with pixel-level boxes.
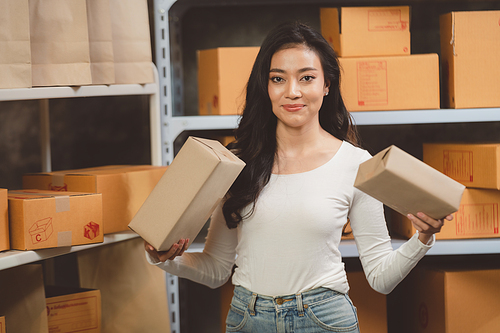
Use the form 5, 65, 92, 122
0, 63, 163, 171
0, 66, 161, 264
153, 1, 500, 332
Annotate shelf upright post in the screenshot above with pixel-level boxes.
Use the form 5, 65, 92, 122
153, 1, 181, 333
39, 99, 52, 172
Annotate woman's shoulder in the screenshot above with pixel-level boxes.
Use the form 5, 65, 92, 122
340, 141, 372, 163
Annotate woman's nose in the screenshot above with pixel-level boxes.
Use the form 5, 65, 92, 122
285, 81, 301, 99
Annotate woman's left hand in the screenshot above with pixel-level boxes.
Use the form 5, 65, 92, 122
407, 212, 454, 244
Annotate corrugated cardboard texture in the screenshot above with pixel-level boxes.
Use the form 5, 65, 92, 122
321, 6, 410, 57
0, 264, 49, 333
45, 287, 101, 333
23, 165, 167, 234
440, 11, 500, 108
0, 189, 8, 251
391, 188, 500, 240
347, 270, 388, 333
77, 238, 170, 333
8, 190, 103, 250
354, 145, 465, 220
198, 47, 259, 115
129, 137, 245, 251
339, 54, 440, 111
401, 267, 500, 332
423, 143, 500, 190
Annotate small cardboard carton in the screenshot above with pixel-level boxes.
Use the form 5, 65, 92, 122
0, 189, 8, 251
0, 316, 5, 333
391, 188, 500, 240
129, 137, 245, 251
440, 11, 500, 108
339, 54, 440, 111
8, 190, 103, 250
23, 165, 167, 234
347, 270, 387, 333
198, 47, 260, 115
0, 264, 48, 333
354, 145, 465, 220
320, 6, 411, 57
394, 266, 500, 332
423, 143, 500, 190
45, 286, 101, 333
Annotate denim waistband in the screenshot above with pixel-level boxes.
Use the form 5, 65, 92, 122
233, 286, 344, 316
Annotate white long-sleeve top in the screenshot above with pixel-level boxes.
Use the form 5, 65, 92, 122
147, 141, 434, 296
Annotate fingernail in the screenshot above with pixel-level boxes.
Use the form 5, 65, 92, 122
417, 212, 424, 218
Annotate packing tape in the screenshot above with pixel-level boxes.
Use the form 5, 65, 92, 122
57, 231, 72, 247
55, 195, 70, 213
51, 173, 66, 187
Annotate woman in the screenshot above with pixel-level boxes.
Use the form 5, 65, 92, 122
145, 22, 451, 332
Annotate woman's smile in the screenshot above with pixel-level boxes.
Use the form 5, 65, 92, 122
282, 104, 305, 112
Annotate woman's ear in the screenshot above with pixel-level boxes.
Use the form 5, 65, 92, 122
324, 80, 330, 96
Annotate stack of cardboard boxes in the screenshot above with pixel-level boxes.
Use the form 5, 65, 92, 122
320, 6, 440, 112
0, 165, 168, 332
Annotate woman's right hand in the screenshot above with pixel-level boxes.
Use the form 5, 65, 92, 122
144, 238, 189, 263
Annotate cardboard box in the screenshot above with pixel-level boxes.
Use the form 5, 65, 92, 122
0, 264, 48, 333
354, 145, 465, 220
8, 190, 103, 250
320, 6, 410, 57
423, 143, 500, 190
198, 47, 260, 115
45, 286, 101, 333
397, 266, 500, 332
0, 316, 5, 333
440, 11, 500, 108
391, 188, 500, 239
0, 189, 8, 251
23, 165, 167, 234
347, 270, 387, 333
339, 54, 440, 111
129, 137, 245, 251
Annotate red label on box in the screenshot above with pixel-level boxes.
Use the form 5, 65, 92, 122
456, 203, 499, 235
443, 150, 473, 182
84, 221, 100, 240
357, 61, 388, 106
29, 217, 53, 244
368, 9, 406, 31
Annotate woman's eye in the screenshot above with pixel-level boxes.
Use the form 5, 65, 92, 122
270, 76, 284, 83
302, 75, 315, 82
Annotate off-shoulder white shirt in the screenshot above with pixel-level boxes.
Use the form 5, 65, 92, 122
147, 141, 433, 296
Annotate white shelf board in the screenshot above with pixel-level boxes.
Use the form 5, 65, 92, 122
0, 231, 140, 271
0, 83, 158, 102
167, 108, 500, 140
351, 108, 500, 125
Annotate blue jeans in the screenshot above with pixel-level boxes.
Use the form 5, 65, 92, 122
226, 286, 360, 333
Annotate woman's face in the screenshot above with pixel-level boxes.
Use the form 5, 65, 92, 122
268, 44, 329, 131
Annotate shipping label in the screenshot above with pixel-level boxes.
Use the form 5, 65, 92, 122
47, 295, 99, 333
456, 203, 499, 235
443, 150, 473, 182
357, 61, 388, 106
368, 9, 407, 31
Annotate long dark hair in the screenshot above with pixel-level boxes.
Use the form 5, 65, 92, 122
223, 21, 358, 229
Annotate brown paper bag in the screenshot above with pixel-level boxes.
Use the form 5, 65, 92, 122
0, 264, 49, 333
86, 0, 115, 84
109, 0, 154, 84
77, 238, 171, 333
29, 0, 92, 86
0, 0, 31, 89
